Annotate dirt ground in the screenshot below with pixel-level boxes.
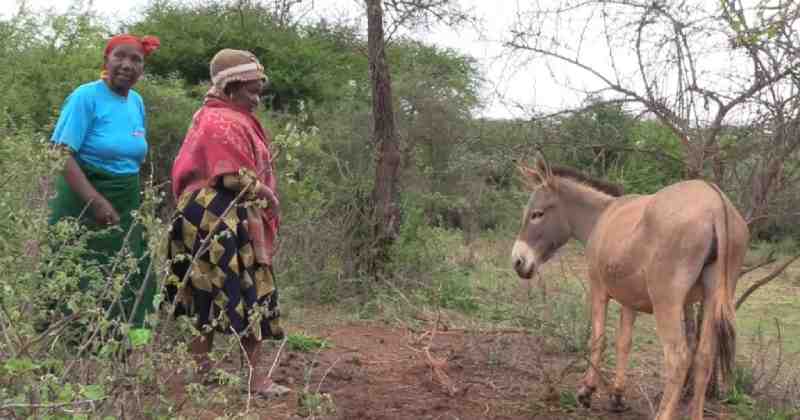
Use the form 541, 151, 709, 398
164, 243, 800, 420
170, 321, 729, 420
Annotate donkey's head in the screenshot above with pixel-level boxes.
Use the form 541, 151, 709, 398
511, 160, 572, 279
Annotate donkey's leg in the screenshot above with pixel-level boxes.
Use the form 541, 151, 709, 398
688, 293, 717, 420
610, 305, 637, 412
577, 287, 609, 408
689, 260, 733, 420
647, 242, 708, 420
652, 303, 692, 420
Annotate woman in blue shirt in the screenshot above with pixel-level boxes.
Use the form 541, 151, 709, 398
49, 34, 160, 332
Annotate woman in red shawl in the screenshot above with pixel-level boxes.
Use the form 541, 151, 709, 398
168, 49, 285, 396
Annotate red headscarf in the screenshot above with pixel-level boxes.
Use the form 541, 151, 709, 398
104, 34, 160, 57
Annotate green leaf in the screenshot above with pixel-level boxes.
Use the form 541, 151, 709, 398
58, 383, 75, 402
80, 384, 105, 400
98, 342, 116, 358
128, 328, 152, 348
2, 357, 41, 375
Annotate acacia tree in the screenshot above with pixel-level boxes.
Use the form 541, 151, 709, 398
507, 0, 800, 276
505, 0, 800, 395
506, 0, 800, 225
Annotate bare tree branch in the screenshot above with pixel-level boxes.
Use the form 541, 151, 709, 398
740, 250, 777, 276
736, 252, 800, 310
506, 0, 800, 226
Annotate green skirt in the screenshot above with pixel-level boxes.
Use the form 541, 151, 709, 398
48, 163, 155, 327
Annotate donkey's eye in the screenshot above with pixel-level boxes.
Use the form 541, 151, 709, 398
531, 210, 544, 220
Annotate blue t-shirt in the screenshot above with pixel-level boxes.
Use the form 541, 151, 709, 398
51, 80, 147, 175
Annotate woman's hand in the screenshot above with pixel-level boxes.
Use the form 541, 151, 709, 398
90, 196, 120, 225
255, 183, 280, 219
60, 153, 120, 225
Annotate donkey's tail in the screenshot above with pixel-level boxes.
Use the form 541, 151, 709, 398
708, 182, 736, 383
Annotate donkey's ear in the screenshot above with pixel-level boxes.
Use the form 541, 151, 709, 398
517, 164, 546, 190
535, 156, 551, 180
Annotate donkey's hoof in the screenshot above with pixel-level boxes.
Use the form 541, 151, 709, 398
608, 393, 630, 413
576, 385, 595, 408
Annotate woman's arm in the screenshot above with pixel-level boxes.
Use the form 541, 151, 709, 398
221, 173, 280, 218
221, 173, 250, 191
61, 150, 120, 225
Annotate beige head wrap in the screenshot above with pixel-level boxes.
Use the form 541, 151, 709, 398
209, 49, 268, 94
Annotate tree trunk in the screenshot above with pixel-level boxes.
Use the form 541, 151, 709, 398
366, 0, 401, 275
684, 141, 705, 179
748, 157, 783, 232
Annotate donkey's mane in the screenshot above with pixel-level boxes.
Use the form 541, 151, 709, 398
549, 165, 624, 197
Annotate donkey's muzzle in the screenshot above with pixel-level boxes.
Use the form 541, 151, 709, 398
513, 257, 535, 279
511, 240, 536, 279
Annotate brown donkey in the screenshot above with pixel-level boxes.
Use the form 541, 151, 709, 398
511, 160, 749, 420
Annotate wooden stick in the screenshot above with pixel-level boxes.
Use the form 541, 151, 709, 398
267, 337, 288, 379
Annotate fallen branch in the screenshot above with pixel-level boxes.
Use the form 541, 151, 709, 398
425, 346, 456, 396
739, 250, 777, 276
1, 397, 107, 410
736, 252, 800, 310
419, 311, 456, 396
746, 212, 800, 226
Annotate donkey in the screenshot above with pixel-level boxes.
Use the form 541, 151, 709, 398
511, 159, 749, 420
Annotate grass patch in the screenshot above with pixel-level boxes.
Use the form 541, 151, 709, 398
735, 274, 800, 355
729, 402, 798, 420
423, 270, 481, 313
558, 390, 580, 411
286, 332, 331, 353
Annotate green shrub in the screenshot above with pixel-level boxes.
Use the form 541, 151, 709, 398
0, 125, 175, 418
286, 332, 330, 353
135, 75, 202, 203
0, 9, 105, 130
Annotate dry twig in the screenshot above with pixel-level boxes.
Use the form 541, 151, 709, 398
418, 311, 457, 396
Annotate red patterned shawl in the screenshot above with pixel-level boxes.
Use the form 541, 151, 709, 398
171, 97, 278, 264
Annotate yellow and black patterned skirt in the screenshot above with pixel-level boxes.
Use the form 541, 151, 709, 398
166, 187, 281, 340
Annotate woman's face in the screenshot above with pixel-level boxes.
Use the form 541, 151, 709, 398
229, 79, 265, 112
105, 44, 145, 93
